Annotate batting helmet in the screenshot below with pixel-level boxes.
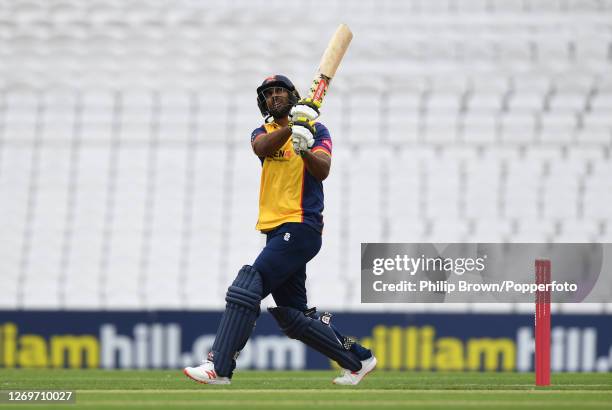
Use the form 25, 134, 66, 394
256, 75, 300, 117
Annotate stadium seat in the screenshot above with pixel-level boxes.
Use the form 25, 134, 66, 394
499, 113, 538, 143
538, 112, 578, 143
578, 115, 612, 143
462, 114, 499, 143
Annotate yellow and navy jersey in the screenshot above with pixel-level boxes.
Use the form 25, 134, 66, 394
250, 122, 332, 233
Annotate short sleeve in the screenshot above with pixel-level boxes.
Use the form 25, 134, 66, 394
311, 122, 332, 157
251, 126, 266, 144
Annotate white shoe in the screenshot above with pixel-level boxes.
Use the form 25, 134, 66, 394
183, 360, 231, 385
332, 355, 377, 385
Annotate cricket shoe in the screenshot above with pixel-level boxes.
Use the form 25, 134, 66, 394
183, 360, 231, 385
333, 355, 377, 385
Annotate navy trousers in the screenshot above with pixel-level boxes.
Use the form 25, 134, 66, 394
253, 222, 372, 361
253, 222, 321, 309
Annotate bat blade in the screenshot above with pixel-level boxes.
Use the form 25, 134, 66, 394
308, 24, 353, 107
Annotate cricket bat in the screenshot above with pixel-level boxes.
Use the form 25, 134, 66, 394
307, 24, 353, 107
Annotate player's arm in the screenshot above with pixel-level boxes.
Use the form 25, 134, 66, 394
251, 126, 292, 157
302, 150, 331, 181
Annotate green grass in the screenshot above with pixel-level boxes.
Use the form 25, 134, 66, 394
0, 370, 610, 409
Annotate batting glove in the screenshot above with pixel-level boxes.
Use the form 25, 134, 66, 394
290, 98, 321, 121
290, 118, 315, 156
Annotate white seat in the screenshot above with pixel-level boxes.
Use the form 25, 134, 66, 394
388, 152, 420, 221
548, 92, 588, 114
0, 277, 19, 308
0, 146, 33, 225
512, 74, 552, 96
462, 114, 499, 143
145, 231, 182, 308
467, 92, 504, 115
589, 92, 612, 113
119, 90, 154, 142
424, 158, 461, 218
196, 101, 229, 142
566, 0, 605, 11
543, 182, 580, 219
318, 94, 345, 141
22, 278, 61, 308
471, 218, 513, 242
387, 114, 420, 143
191, 147, 226, 228
29, 146, 71, 231
426, 92, 462, 114
64, 232, 103, 308
306, 270, 349, 310
534, 36, 571, 67
150, 147, 186, 232
348, 90, 382, 143
599, 227, 612, 242
111, 146, 148, 232
71, 146, 110, 232
430, 75, 469, 95
159, 112, 190, 142
224, 147, 262, 272
0, 229, 23, 281
524, 146, 563, 162
504, 160, 542, 219
578, 114, 612, 143
567, 146, 605, 163
103, 232, 143, 308
514, 219, 556, 240
82, 89, 115, 106
22, 228, 64, 308
454, 0, 489, 12
40, 90, 76, 141
495, 37, 533, 70
575, 34, 611, 68
465, 176, 500, 219
538, 113, 577, 143
499, 113, 537, 143
583, 182, 612, 219
388, 217, 427, 241
347, 148, 390, 240
558, 219, 599, 241
427, 219, 470, 242
226, 106, 264, 144
507, 91, 545, 114
3, 91, 38, 141
424, 115, 458, 143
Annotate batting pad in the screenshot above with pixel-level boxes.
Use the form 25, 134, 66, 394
211, 265, 263, 377
268, 306, 362, 372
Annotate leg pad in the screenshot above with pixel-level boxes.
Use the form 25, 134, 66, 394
211, 265, 263, 377
268, 306, 361, 372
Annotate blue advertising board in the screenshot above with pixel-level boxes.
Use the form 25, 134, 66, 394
0, 311, 610, 372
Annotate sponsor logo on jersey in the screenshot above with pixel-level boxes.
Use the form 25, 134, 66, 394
269, 149, 293, 160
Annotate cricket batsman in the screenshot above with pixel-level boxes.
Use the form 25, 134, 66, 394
184, 75, 376, 385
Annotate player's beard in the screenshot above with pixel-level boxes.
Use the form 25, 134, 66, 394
268, 97, 292, 119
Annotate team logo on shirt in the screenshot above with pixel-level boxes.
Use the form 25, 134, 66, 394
284, 233, 291, 241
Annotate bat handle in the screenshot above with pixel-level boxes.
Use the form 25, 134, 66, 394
308, 74, 331, 105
